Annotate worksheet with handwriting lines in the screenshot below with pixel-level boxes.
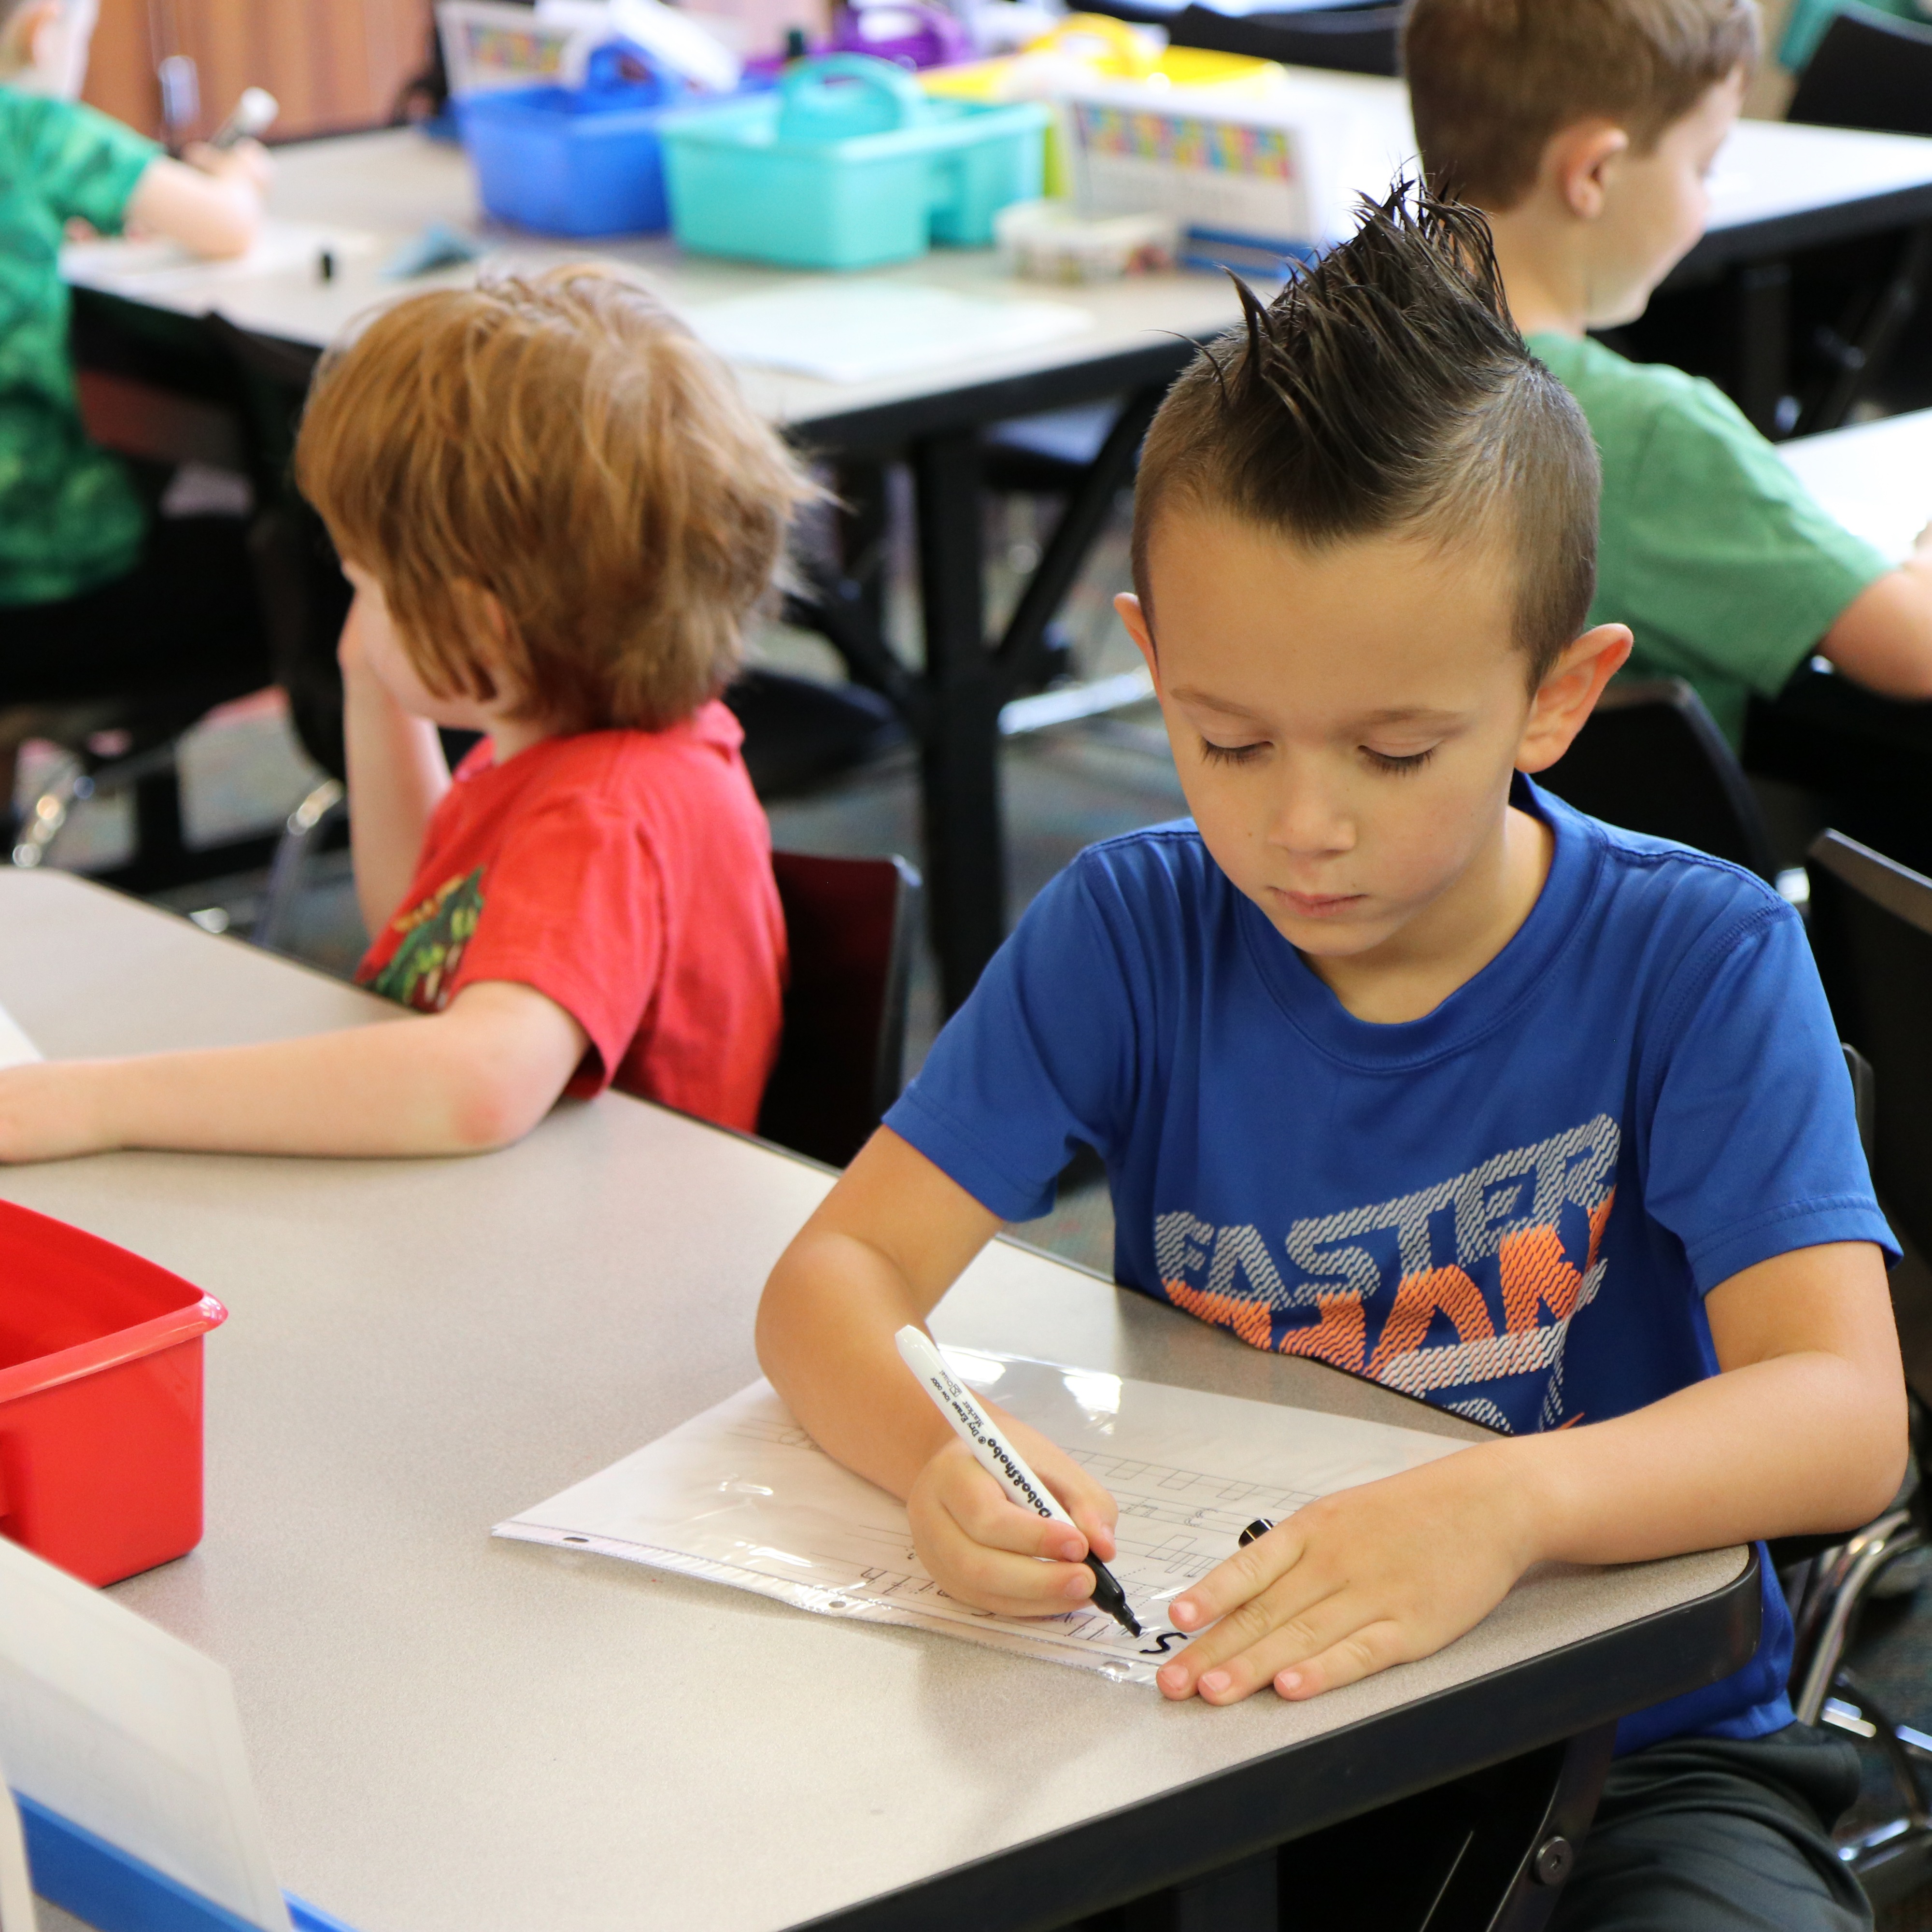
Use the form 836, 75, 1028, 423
498, 1352, 1466, 1684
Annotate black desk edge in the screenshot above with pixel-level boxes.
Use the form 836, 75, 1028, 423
1669, 183, 1932, 284
803, 1546, 1762, 1932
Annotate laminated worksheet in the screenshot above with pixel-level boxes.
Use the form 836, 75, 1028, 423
686, 285, 1092, 386
497, 1351, 1467, 1685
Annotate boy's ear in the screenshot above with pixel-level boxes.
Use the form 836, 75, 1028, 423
1516, 625, 1632, 775
1115, 592, 1161, 690
1544, 120, 1632, 222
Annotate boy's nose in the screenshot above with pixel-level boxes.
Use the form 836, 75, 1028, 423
1265, 772, 1355, 857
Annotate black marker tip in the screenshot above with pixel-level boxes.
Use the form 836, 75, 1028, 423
1085, 1556, 1141, 1637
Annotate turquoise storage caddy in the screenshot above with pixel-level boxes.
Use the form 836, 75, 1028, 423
661, 55, 1049, 269
461, 41, 737, 238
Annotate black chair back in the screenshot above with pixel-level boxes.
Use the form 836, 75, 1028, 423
1536, 678, 1779, 879
1790, 3, 1932, 136
1807, 830, 1932, 1260
757, 851, 922, 1168
1161, 1, 1401, 73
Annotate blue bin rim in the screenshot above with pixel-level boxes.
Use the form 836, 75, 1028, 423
460, 81, 695, 125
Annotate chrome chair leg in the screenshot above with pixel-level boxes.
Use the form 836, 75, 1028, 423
9, 753, 91, 870
1792, 1509, 1920, 1724
252, 778, 345, 954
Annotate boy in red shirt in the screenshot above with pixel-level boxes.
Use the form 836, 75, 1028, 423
0, 267, 810, 1158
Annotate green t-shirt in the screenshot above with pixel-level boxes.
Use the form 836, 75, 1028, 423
0, 86, 158, 606
1528, 330, 1892, 748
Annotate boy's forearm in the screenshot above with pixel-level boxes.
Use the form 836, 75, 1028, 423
757, 1130, 1009, 1500
342, 668, 448, 938
5, 985, 585, 1161
1503, 1344, 1906, 1571
756, 1231, 957, 1499
125, 156, 260, 259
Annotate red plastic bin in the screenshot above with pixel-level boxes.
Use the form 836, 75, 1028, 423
0, 1200, 226, 1585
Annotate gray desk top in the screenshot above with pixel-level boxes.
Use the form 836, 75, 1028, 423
61, 94, 1932, 429
0, 871, 1747, 1932
1781, 403, 1932, 563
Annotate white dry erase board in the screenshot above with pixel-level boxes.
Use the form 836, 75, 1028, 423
497, 1350, 1465, 1683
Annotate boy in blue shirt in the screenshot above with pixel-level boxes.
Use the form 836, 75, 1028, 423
757, 189, 1906, 1930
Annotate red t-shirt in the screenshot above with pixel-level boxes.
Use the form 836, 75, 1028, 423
355, 703, 785, 1131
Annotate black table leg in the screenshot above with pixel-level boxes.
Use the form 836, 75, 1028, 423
1735, 257, 1794, 437
911, 426, 1007, 1012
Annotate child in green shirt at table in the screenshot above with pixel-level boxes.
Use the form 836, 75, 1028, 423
1404, 0, 1932, 754
0, 0, 271, 737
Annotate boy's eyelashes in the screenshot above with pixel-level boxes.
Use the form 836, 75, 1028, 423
1362, 745, 1438, 776
1195, 736, 1441, 775
1198, 736, 1268, 767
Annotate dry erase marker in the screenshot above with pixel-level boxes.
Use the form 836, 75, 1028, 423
894, 1325, 1141, 1637
210, 87, 278, 149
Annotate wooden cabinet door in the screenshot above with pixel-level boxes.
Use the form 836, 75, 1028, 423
85, 0, 434, 144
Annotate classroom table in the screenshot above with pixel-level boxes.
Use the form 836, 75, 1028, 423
62, 100, 1932, 1007
0, 868, 1759, 1932
1747, 405, 1932, 875
1779, 401, 1932, 555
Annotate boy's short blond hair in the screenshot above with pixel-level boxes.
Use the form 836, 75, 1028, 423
296, 267, 813, 734
1404, 0, 1760, 213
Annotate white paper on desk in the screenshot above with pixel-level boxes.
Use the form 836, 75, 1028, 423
0, 1001, 38, 1073
497, 1351, 1463, 1685
61, 221, 378, 295
0, 1534, 290, 1931
686, 284, 1092, 385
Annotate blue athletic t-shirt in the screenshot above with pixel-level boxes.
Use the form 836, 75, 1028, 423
885, 778, 1895, 1753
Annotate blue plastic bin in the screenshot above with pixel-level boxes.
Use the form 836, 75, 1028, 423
462, 42, 734, 238
661, 55, 1049, 269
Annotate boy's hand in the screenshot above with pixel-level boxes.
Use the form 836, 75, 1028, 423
1156, 1444, 1535, 1705
182, 139, 273, 199
0, 1063, 111, 1165
907, 1418, 1121, 1619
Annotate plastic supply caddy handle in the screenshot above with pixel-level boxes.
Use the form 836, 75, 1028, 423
581, 36, 687, 108
776, 53, 932, 140
1024, 13, 1159, 77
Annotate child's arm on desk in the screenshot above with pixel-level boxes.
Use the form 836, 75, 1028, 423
124, 142, 270, 261
758, 1128, 1125, 1619
1820, 532, 1932, 701
1155, 1240, 1905, 1706
0, 980, 587, 1161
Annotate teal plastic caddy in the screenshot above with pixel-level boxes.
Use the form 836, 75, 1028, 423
661, 55, 1048, 269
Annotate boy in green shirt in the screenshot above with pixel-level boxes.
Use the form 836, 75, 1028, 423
0, 0, 270, 740
1404, 0, 1932, 760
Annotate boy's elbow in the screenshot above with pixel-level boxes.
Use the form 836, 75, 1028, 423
436, 1055, 563, 1153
